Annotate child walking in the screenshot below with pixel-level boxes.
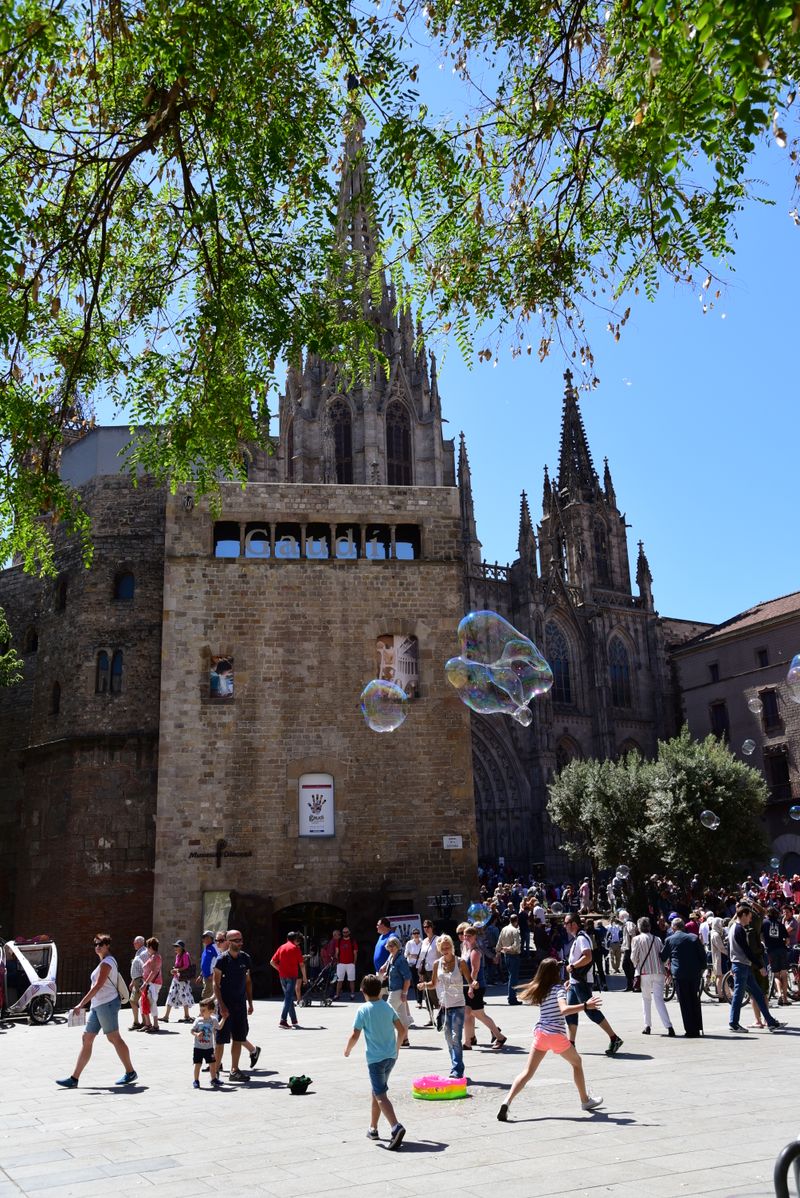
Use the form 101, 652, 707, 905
344, 973, 407, 1150
497, 957, 603, 1121
191, 999, 224, 1088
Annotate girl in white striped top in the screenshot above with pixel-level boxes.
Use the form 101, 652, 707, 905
497, 958, 603, 1121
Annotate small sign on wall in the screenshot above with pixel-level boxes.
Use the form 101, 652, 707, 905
388, 914, 423, 942
443, 835, 463, 850
299, 773, 335, 837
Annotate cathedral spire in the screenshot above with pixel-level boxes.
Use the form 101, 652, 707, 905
542, 464, 552, 513
517, 490, 538, 575
636, 539, 653, 609
603, 456, 616, 506
458, 432, 481, 567
557, 369, 598, 501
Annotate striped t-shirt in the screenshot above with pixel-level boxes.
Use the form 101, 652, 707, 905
535, 984, 567, 1034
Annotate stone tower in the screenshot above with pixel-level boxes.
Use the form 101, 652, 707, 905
461, 371, 678, 873
276, 111, 455, 489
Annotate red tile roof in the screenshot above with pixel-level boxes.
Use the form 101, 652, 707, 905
677, 589, 800, 649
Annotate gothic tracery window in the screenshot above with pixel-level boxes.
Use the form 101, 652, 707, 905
546, 622, 572, 705
594, 521, 610, 586
386, 400, 412, 485
286, 419, 294, 482
329, 400, 353, 484
609, 637, 632, 708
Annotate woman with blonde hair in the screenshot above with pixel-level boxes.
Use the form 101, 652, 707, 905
459, 925, 506, 1050
419, 935, 472, 1078
497, 958, 602, 1122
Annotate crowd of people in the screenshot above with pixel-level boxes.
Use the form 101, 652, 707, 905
52, 864, 800, 1149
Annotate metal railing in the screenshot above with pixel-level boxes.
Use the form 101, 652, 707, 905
773, 1138, 800, 1197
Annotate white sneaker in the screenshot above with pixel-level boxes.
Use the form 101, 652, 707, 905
581, 1095, 603, 1111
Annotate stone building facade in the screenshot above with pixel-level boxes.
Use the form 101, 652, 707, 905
458, 372, 707, 873
672, 593, 800, 872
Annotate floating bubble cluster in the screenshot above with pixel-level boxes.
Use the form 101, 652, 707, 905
700, 809, 720, 830
550, 902, 564, 915
742, 739, 756, 756
788, 655, 800, 704
790, 805, 800, 822
747, 696, 763, 715
616, 864, 631, 880
445, 610, 552, 725
466, 902, 492, 928
770, 856, 781, 870
360, 679, 409, 733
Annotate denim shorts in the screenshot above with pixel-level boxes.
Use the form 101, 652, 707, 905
86, 995, 121, 1035
367, 1057, 395, 1097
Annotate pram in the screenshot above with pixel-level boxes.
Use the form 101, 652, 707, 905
299, 960, 336, 1007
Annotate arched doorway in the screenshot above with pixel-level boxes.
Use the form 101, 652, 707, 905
273, 901, 347, 993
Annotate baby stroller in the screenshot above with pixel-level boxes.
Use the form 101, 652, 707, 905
299, 960, 336, 1007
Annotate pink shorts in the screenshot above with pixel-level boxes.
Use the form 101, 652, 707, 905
533, 1029, 571, 1054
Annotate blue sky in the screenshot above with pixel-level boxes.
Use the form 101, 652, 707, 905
431, 145, 799, 627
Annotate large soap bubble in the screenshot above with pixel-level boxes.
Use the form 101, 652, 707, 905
445, 610, 553, 725
616, 864, 631, 880
770, 856, 781, 870
550, 902, 564, 915
742, 739, 756, 756
790, 805, 800, 822
700, 809, 720, 830
466, 902, 492, 928
360, 679, 409, 733
788, 655, 800, 704
747, 696, 763, 715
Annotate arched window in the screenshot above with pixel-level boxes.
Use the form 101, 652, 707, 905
286, 419, 294, 482
555, 737, 582, 772
24, 626, 38, 654
110, 650, 123, 695
329, 400, 353, 484
96, 651, 110, 694
594, 521, 611, 586
50, 681, 61, 715
557, 535, 570, 581
546, 622, 572, 705
609, 637, 632, 708
113, 572, 135, 602
386, 400, 412, 485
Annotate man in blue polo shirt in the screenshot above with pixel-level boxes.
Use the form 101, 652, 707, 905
374, 917, 393, 973
197, 931, 218, 1000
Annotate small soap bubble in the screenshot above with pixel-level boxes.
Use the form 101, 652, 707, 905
466, 902, 492, 928
513, 706, 533, 727
616, 864, 631, 880
700, 809, 720, 830
550, 902, 564, 915
787, 654, 800, 704
445, 610, 553, 722
770, 856, 781, 870
747, 696, 763, 715
790, 805, 800, 822
742, 739, 756, 756
360, 679, 409, 733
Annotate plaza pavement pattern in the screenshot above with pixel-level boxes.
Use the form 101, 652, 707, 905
0, 980, 797, 1198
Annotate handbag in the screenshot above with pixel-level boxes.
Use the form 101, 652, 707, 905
436, 1007, 445, 1032
113, 964, 131, 1006
178, 955, 194, 982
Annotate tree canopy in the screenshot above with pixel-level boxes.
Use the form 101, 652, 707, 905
1, 0, 798, 573
547, 728, 769, 888
0, 606, 22, 686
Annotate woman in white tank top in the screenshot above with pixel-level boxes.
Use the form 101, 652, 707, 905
421, 935, 472, 1079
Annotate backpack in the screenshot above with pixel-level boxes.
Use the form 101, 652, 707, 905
108, 958, 130, 1006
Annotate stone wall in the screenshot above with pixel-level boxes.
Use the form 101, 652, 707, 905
153, 482, 478, 961
0, 475, 165, 957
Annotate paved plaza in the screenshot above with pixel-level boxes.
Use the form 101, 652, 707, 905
1, 980, 797, 1198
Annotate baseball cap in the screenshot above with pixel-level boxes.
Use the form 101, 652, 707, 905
202, 929, 215, 938
174, 939, 186, 948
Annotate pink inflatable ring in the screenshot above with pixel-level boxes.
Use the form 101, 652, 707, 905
412, 1074, 468, 1100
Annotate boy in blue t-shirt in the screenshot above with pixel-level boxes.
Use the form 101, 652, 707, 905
191, 999, 224, 1088
344, 973, 406, 1149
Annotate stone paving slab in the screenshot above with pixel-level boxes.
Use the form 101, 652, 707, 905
1, 982, 798, 1197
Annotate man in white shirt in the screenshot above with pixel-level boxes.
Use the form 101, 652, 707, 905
563, 915, 623, 1056
128, 936, 148, 1030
